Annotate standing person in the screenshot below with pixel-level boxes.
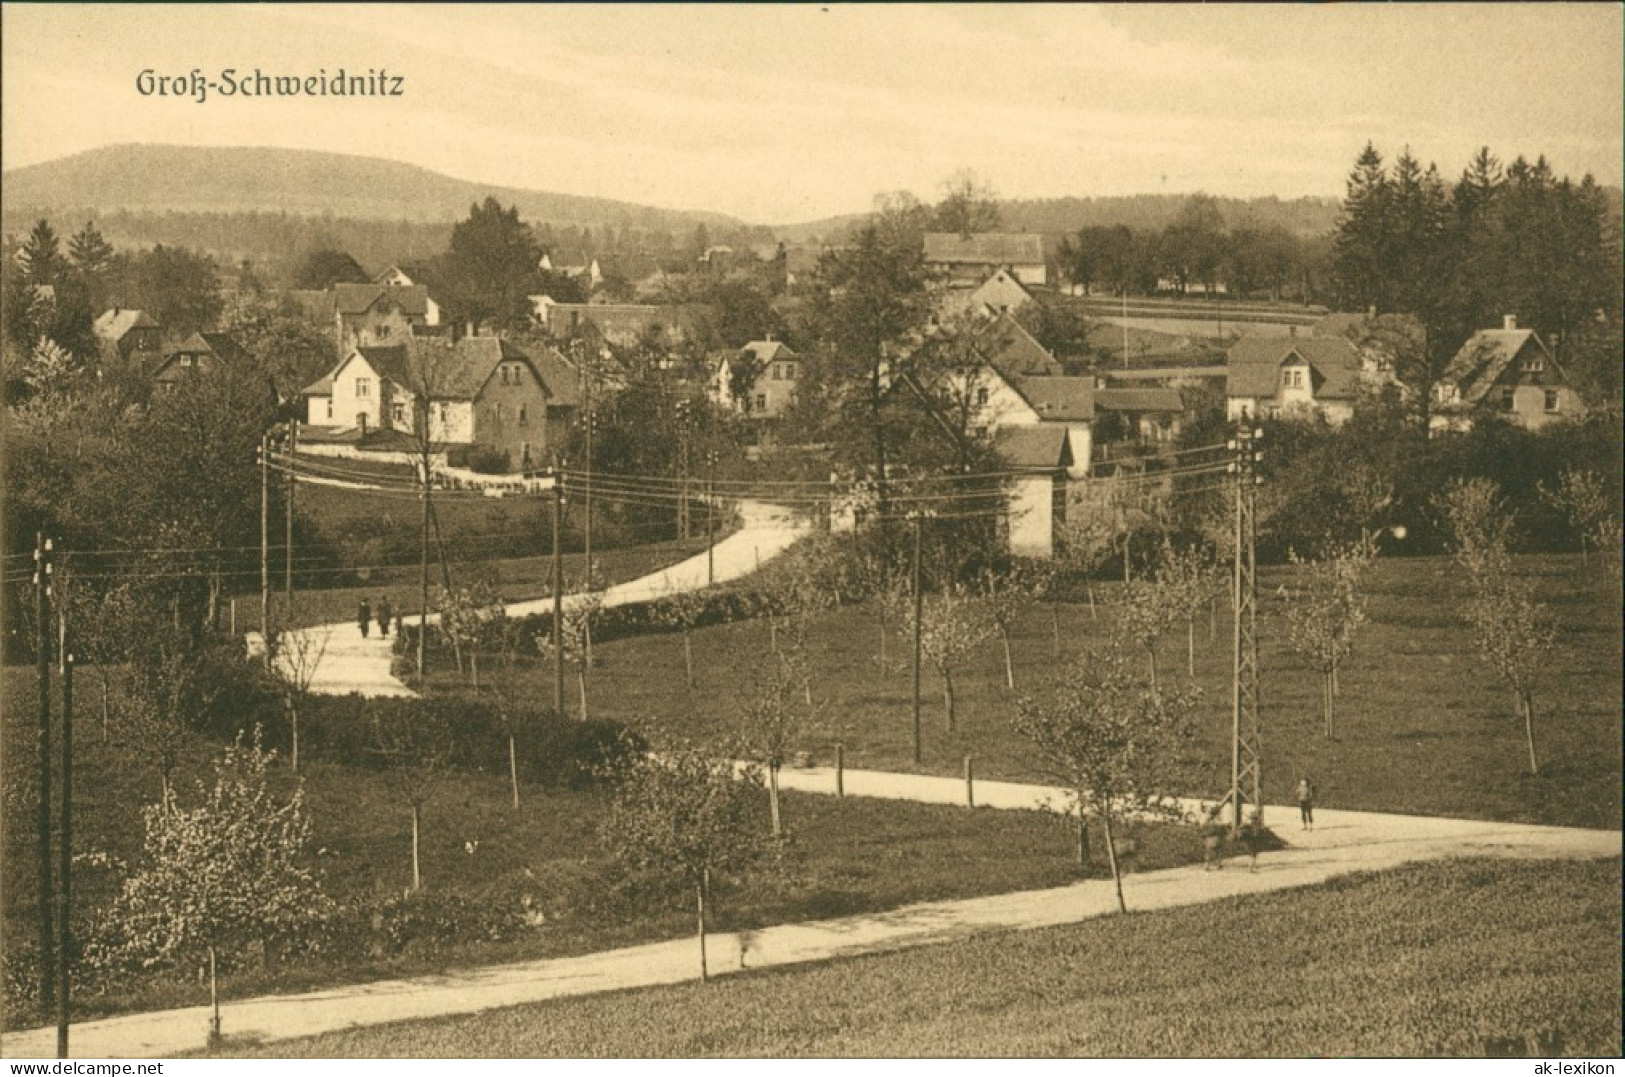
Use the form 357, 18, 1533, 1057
1296, 776, 1316, 831
359, 596, 372, 639
376, 596, 393, 638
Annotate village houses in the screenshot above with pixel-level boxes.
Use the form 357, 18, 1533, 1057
1430, 315, 1584, 432
710, 338, 802, 417
301, 335, 579, 471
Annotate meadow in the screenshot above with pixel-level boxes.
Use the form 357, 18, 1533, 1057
438, 551, 1622, 828
227, 856, 1623, 1058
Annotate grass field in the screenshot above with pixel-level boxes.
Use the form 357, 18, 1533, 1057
437, 552, 1622, 828
224, 856, 1623, 1058
258, 535, 715, 631
0, 662, 1200, 1027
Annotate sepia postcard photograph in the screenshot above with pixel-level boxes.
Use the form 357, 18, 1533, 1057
0, 1, 1620, 1064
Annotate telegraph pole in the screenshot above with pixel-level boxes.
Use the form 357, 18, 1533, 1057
580, 342, 594, 591
706, 450, 717, 586
417, 409, 431, 681
909, 512, 924, 765
260, 431, 271, 656
33, 532, 55, 1020
56, 589, 74, 1058
550, 455, 565, 716
676, 399, 690, 541
285, 421, 297, 604
1226, 425, 1264, 831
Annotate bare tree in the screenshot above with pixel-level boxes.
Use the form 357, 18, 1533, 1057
897, 584, 994, 730
1014, 648, 1197, 912
438, 577, 504, 688
1468, 574, 1557, 775
657, 586, 711, 689
271, 615, 332, 772
536, 590, 603, 720
980, 565, 1039, 689
367, 703, 450, 892
1282, 544, 1373, 739
602, 745, 766, 981
1539, 468, 1614, 564
738, 659, 815, 839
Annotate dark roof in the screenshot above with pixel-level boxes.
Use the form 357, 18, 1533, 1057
1011, 375, 1095, 422
401, 337, 583, 407
1225, 335, 1363, 400
741, 340, 798, 363
973, 313, 1062, 377
1440, 328, 1552, 403
332, 283, 430, 317
302, 374, 334, 397
159, 331, 252, 365
924, 233, 1045, 266
93, 308, 159, 339
995, 426, 1072, 471
1094, 387, 1184, 413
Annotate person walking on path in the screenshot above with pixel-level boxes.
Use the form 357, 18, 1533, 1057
376, 596, 393, 638
1297, 776, 1316, 831
359, 597, 372, 639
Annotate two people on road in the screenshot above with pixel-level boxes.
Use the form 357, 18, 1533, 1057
359, 596, 395, 638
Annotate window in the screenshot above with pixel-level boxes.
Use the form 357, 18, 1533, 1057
438, 403, 450, 423
1544, 389, 1560, 413
756, 393, 768, 411
500, 366, 509, 385
975, 387, 990, 406
356, 377, 371, 399
325, 399, 333, 421
518, 405, 528, 425
1524, 357, 1544, 373
521, 442, 532, 466
1284, 368, 1304, 389
179, 355, 194, 368
1499, 388, 1516, 411
392, 402, 406, 424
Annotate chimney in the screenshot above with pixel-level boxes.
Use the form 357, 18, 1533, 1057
1503, 314, 1517, 331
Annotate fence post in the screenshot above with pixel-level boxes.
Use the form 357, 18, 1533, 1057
964, 755, 974, 808
835, 743, 844, 797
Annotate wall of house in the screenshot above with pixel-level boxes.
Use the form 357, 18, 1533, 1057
755, 360, 799, 417
306, 394, 334, 425
339, 308, 422, 354
473, 364, 553, 469
1065, 425, 1092, 479
330, 354, 381, 430
1005, 475, 1056, 558
1507, 384, 1583, 430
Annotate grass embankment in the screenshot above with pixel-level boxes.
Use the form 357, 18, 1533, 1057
0, 662, 1196, 1026
230, 856, 1623, 1059
260, 536, 715, 631
441, 553, 1622, 829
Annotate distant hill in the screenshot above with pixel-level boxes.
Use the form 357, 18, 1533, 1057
1, 144, 747, 233
773, 193, 1346, 245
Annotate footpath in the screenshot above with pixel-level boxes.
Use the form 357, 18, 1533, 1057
3, 764, 1616, 1059
245, 500, 809, 700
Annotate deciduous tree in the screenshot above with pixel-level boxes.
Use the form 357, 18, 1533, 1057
602, 745, 766, 981
1013, 648, 1196, 912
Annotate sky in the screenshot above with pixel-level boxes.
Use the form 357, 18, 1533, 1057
2, 3, 1621, 224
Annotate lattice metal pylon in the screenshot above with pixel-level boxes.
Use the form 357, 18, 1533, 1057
1227, 426, 1264, 831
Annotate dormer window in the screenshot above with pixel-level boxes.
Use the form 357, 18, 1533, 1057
1523, 356, 1544, 373
1284, 368, 1305, 389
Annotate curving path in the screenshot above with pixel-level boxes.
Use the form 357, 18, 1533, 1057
246, 500, 810, 699
2, 766, 1615, 1059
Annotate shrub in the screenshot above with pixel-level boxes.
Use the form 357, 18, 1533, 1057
297, 694, 643, 788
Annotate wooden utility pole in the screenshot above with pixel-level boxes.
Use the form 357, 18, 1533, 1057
1227, 425, 1264, 831
676, 399, 690, 540
417, 410, 431, 680
33, 533, 55, 1021
56, 594, 74, 1058
551, 456, 565, 716
706, 450, 717, 586
579, 342, 594, 591
285, 421, 297, 604
910, 512, 924, 765
260, 432, 271, 655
